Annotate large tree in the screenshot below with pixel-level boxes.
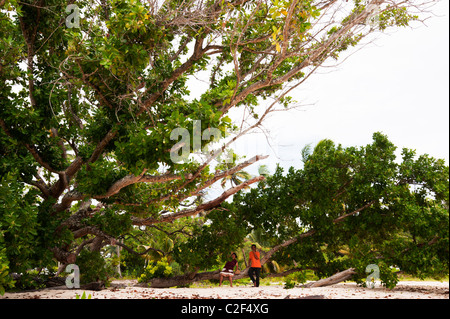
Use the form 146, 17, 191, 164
0, 0, 439, 291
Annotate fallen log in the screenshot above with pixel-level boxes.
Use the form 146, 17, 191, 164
80, 281, 105, 291
147, 268, 251, 288
301, 268, 356, 288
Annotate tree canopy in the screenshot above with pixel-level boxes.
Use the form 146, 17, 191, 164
0, 0, 443, 292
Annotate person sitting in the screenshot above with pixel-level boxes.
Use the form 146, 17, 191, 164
219, 253, 239, 287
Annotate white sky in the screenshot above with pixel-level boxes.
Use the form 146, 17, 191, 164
228, 0, 449, 175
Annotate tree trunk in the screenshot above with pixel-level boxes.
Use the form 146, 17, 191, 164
301, 268, 356, 288
241, 248, 248, 268
116, 241, 122, 278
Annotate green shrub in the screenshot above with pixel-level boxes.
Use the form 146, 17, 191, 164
76, 250, 113, 285
138, 257, 173, 283
283, 278, 296, 289
0, 249, 15, 295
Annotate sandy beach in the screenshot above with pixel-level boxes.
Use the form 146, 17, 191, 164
1, 280, 448, 299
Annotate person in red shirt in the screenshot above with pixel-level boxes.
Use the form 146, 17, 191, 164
248, 244, 261, 287
219, 253, 239, 287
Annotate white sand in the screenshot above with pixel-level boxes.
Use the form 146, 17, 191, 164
1, 280, 448, 299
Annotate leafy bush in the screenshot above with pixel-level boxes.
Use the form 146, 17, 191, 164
120, 250, 146, 277
283, 278, 296, 289
283, 271, 308, 289
76, 250, 113, 285
0, 249, 14, 295
0, 172, 40, 293
138, 257, 173, 283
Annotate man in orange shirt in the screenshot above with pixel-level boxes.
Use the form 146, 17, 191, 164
248, 244, 261, 287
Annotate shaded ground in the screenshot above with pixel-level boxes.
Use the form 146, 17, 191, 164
1, 280, 448, 299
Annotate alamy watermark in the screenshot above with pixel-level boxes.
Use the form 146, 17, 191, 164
365, 264, 381, 288
169, 120, 233, 164
65, 4, 80, 29
65, 263, 80, 288
365, 1, 381, 28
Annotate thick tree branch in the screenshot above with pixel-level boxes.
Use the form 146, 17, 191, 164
87, 129, 118, 164
25, 179, 50, 199
52, 172, 191, 212
174, 154, 269, 203
95, 171, 187, 199
137, 37, 206, 116
333, 200, 377, 224
24, 143, 64, 174
116, 242, 166, 257
49, 129, 118, 202
132, 175, 265, 226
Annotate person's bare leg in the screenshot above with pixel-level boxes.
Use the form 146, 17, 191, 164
229, 276, 233, 287
219, 274, 223, 286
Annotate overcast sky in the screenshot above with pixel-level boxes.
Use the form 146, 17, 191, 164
226, 0, 449, 176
